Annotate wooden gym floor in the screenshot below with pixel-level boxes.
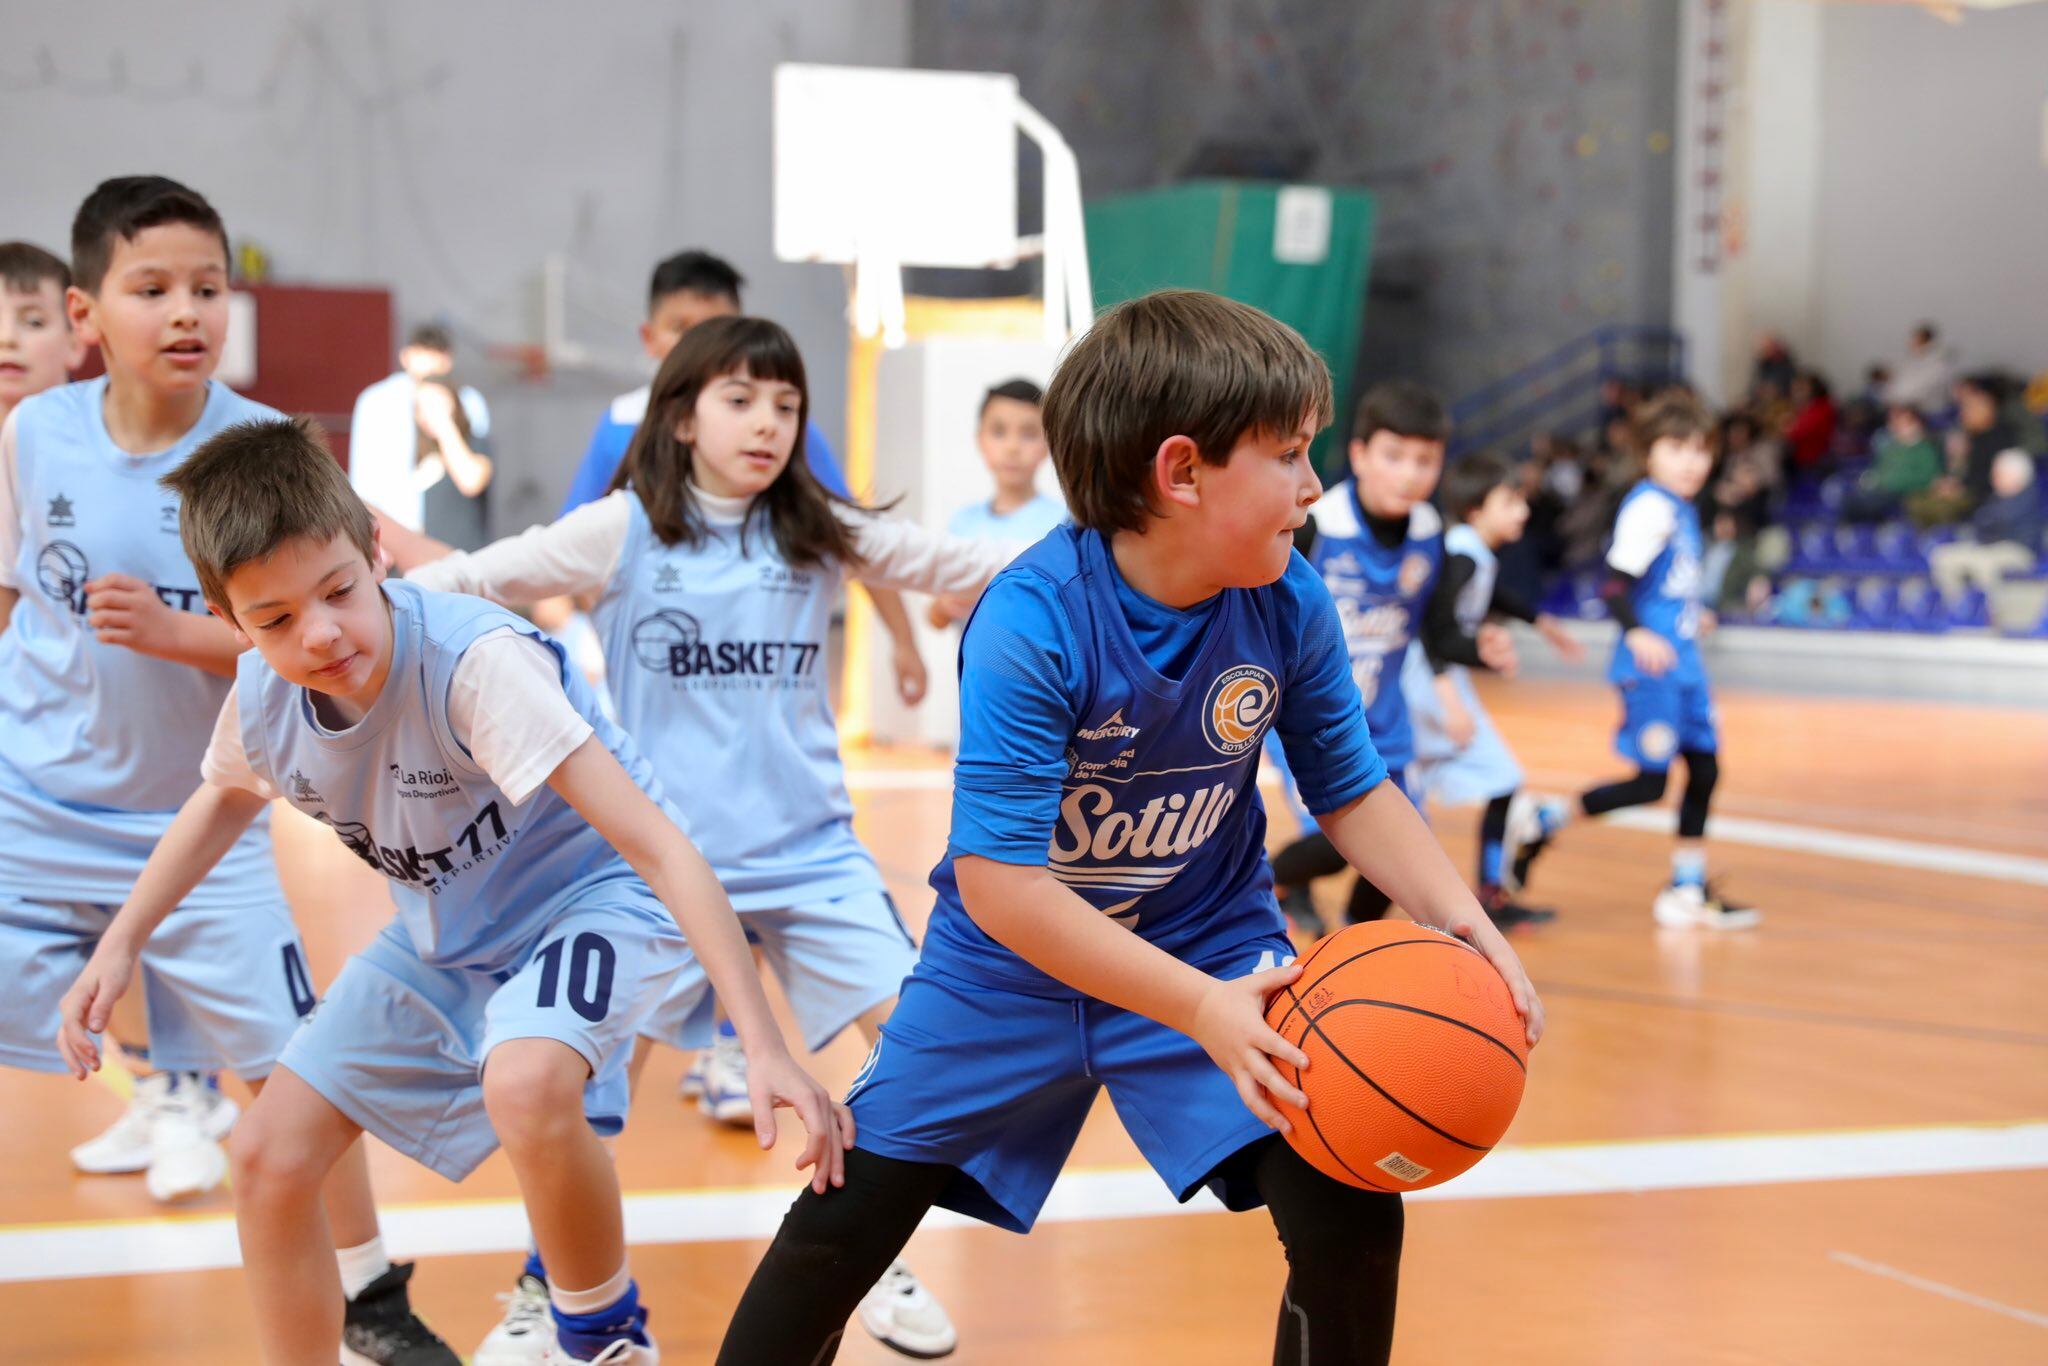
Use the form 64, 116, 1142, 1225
1, 679, 2044, 1363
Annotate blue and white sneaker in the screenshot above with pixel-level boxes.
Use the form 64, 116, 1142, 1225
677, 1052, 706, 1101
1503, 793, 1569, 893
542, 1290, 657, 1364
696, 1020, 753, 1128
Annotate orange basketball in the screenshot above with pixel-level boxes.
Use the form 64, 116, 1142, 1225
1265, 920, 1529, 1191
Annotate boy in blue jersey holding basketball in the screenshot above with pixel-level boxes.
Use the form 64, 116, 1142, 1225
1504, 392, 1760, 928
1267, 382, 1519, 931
3, 178, 457, 1363
715, 290, 1542, 1365
57, 418, 849, 1365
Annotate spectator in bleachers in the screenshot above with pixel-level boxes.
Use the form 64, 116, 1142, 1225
1751, 332, 1797, 398
1909, 374, 2014, 526
1884, 322, 1955, 412
1718, 412, 1783, 495
1928, 449, 2041, 626
1842, 405, 1942, 524
1781, 372, 1838, 476
1840, 364, 1891, 447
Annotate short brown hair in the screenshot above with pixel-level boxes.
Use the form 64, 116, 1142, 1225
1043, 290, 1331, 534
0, 241, 70, 295
160, 418, 375, 617
1631, 390, 1712, 449
71, 176, 229, 295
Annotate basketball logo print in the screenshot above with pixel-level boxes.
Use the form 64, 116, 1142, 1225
1637, 721, 1678, 763
1202, 664, 1279, 755
36, 541, 90, 611
631, 608, 701, 672
1398, 551, 1433, 596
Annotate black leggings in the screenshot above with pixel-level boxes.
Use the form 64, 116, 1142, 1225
715, 1140, 1403, 1366
1272, 832, 1394, 925
1581, 749, 1719, 839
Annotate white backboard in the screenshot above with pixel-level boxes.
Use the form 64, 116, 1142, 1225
774, 64, 1020, 270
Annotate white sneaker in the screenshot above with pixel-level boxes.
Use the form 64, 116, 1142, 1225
1501, 792, 1567, 894
475, 1274, 556, 1365
538, 1337, 658, 1364
858, 1260, 958, 1359
696, 1028, 753, 1128
71, 1071, 237, 1175
143, 1073, 231, 1202
1653, 882, 1761, 930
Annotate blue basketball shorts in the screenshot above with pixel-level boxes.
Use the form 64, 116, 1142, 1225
844, 933, 1297, 1233
1614, 674, 1718, 772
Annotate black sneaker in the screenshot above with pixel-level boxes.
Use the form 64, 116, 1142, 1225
1278, 885, 1323, 939
1480, 885, 1558, 932
342, 1261, 462, 1365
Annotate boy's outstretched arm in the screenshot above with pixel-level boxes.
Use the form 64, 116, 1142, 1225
57, 782, 269, 1076
544, 736, 851, 1190
955, 856, 1310, 1133
1314, 782, 1546, 1046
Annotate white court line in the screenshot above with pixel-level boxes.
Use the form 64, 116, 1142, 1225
4, 1121, 2043, 1285
844, 768, 2048, 888
1829, 1251, 2048, 1330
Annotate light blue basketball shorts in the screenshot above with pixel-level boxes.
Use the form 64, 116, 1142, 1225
279, 891, 688, 1180
639, 888, 919, 1055
0, 892, 311, 1081
1404, 655, 1524, 808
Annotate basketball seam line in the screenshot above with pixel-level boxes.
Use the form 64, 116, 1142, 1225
1267, 936, 1478, 1041
1280, 984, 1399, 1192
1293, 992, 1494, 1153
1316, 997, 1528, 1074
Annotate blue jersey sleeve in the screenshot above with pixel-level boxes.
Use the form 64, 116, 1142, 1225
946, 571, 1084, 865
560, 417, 632, 517
804, 420, 851, 499
1273, 552, 1387, 812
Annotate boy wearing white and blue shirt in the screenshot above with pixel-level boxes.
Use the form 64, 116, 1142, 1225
3, 175, 456, 1363
58, 418, 847, 1366
714, 291, 1543, 1366
1506, 393, 1760, 929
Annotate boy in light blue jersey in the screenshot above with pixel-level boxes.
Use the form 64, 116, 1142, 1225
0, 178, 456, 1363
928, 377, 1065, 631
1506, 392, 1761, 928
58, 418, 847, 1365
1399, 452, 1585, 922
714, 291, 1543, 1366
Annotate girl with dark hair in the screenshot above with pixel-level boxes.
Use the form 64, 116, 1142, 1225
391, 315, 1019, 1363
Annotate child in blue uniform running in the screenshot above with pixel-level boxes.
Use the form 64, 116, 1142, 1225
713, 290, 1543, 1365
58, 419, 847, 1365
1503, 392, 1760, 928
389, 316, 1016, 1360
1267, 382, 1515, 932
1401, 452, 1585, 922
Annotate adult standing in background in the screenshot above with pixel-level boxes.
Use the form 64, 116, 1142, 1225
348, 323, 493, 537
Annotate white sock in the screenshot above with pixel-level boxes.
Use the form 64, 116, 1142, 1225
550, 1260, 632, 1316
337, 1234, 391, 1301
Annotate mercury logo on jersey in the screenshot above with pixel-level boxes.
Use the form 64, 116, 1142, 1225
1076, 708, 1141, 742
1203, 665, 1278, 755
312, 800, 513, 892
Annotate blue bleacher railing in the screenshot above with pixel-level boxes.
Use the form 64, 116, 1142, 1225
1448, 325, 1686, 457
